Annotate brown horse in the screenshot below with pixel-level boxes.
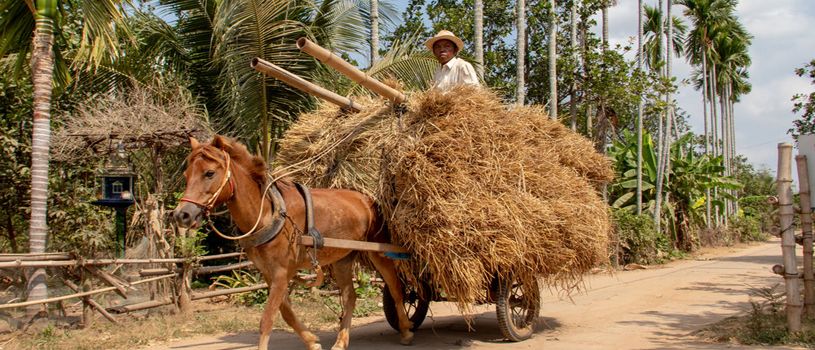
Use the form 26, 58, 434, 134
172, 135, 414, 350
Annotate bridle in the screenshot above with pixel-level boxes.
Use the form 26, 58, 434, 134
180, 149, 235, 212
179, 149, 272, 240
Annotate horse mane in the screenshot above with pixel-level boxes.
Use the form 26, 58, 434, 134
203, 135, 268, 187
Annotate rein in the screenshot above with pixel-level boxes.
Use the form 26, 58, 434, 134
179, 149, 271, 241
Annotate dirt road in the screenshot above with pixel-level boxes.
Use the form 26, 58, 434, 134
146, 240, 801, 350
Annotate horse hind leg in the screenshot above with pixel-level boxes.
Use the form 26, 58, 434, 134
367, 252, 414, 345
330, 256, 357, 350
280, 296, 322, 350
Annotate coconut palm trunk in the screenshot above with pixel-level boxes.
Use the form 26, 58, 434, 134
636, 0, 644, 215
27, 0, 57, 318
710, 60, 720, 225
570, 0, 578, 131
475, 0, 484, 77
549, 0, 557, 120
701, 41, 712, 227
516, 0, 526, 105
371, 0, 379, 63
661, 0, 675, 236
653, 0, 665, 230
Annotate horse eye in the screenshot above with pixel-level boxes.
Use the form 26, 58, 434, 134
204, 170, 216, 179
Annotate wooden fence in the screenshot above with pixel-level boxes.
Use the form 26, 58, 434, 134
0, 251, 265, 327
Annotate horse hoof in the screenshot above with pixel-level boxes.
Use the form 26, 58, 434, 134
399, 331, 414, 346
309, 343, 323, 350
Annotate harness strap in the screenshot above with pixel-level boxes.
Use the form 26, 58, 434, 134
295, 183, 324, 249
239, 183, 287, 249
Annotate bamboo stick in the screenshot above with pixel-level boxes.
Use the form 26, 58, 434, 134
85, 265, 129, 299
191, 283, 269, 301
62, 279, 118, 324
0, 257, 185, 269
0, 253, 72, 261
139, 268, 175, 277
296, 38, 407, 104
778, 143, 802, 331
196, 252, 245, 262
0, 274, 176, 310
109, 299, 173, 313
194, 261, 254, 275
796, 155, 815, 318
251, 58, 361, 112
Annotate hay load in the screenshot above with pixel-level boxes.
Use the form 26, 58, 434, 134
275, 86, 613, 311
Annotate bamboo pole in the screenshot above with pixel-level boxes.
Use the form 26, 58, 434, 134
296, 38, 406, 104
778, 143, 802, 331
110, 299, 173, 313
194, 261, 254, 275
0, 274, 176, 310
0, 257, 186, 269
796, 155, 815, 318
251, 58, 361, 112
62, 278, 118, 324
0, 253, 72, 261
191, 283, 269, 301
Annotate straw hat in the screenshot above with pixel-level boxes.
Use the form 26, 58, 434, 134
425, 30, 465, 51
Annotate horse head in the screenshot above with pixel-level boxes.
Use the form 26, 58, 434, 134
172, 135, 239, 228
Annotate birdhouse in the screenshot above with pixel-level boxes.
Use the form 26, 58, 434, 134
93, 142, 136, 207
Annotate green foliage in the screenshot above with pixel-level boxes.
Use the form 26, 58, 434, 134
612, 208, 670, 265
727, 215, 766, 243
210, 269, 268, 306
176, 228, 208, 258
789, 59, 815, 138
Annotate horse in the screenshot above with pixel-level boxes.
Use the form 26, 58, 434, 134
172, 135, 414, 350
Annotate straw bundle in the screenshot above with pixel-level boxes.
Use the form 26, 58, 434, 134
275, 86, 613, 312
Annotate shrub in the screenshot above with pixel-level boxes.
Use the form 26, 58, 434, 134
612, 209, 671, 265
729, 215, 768, 242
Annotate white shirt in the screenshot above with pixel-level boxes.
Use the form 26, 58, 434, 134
432, 57, 481, 91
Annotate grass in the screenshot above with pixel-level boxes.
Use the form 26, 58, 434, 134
0, 286, 386, 350
696, 284, 815, 348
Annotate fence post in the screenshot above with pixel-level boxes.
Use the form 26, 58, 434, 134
175, 261, 192, 314
796, 155, 815, 318
778, 143, 802, 331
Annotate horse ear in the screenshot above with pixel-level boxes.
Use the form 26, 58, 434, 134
189, 137, 200, 149
211, 135, 227, 150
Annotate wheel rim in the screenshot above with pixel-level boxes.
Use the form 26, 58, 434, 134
507, 281, 536, 331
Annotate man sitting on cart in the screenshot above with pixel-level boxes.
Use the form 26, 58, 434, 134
426, 30, 481, 91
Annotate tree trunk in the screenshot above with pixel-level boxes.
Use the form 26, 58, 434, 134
661, 0, 674, 234
371, 0, 379, 64
475, 0, 484, 78
710, 62, 720, 225
570, 0, 578, 131
653, 0, 664, 231
702, 52, 712, 228
636, 0, 644, 215
516, 0, 526, 105
549, 0, 557, 120
26, 11, 56, 319
601, 4, 609, 51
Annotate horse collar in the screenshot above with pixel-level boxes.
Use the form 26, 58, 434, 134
239, 183, 288, 248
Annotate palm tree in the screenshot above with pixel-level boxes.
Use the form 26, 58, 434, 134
677, 0, 737, 226
371, 0, 379, 63
549, 0, 557, 119
640, 5, 687, 72
0, 0, 131, 317
517, 0, 526, 105
474, 0, 484, 78
636, 0, 644, 215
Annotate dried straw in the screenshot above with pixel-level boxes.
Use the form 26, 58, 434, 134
276, 86, 613, 313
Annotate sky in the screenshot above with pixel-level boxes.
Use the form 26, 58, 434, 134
389, 0, 815, 175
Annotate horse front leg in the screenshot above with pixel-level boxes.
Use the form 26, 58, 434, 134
367, 252, 414, 345
280, 296, 322, 350
258, 269, 289, 350
330, 258, 356, 350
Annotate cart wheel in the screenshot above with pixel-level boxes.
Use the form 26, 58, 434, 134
495, 276, 540, 342
382, 281, 430, 332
